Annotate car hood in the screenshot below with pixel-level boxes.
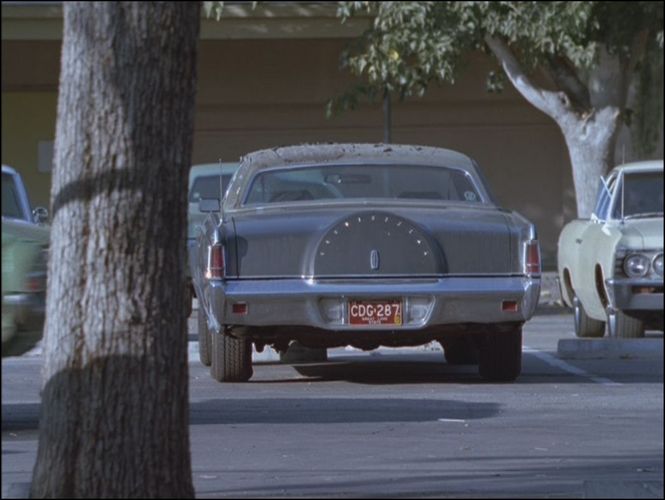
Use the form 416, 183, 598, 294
2, 217, 50, 246
619, 217, 664, 249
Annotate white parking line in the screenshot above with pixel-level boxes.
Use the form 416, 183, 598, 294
523, 345, 622, 386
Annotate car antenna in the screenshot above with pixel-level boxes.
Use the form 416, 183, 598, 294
218, 157, 225, 223
621, 171, 625, 222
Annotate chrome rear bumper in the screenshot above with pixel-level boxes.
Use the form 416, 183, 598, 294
201, 276, 541, 332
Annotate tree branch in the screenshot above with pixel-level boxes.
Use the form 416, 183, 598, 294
544, 55, 591, 112
484, 34, 575, 122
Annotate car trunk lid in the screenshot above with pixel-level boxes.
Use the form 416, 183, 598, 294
228, 204, 515, 278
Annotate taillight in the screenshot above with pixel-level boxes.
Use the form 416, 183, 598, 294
26, 272, 46, 292
205, 243, 225, 279
525, 240, 541, 276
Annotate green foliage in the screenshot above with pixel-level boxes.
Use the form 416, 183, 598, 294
328, 1, 600, 116
203, 1, 258, 21
328, 1, 477, 116
330, 1, 663, 124
203, 1, 225, 21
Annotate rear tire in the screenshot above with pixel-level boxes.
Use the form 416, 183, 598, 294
441, 337, 479, 365
478, 326, 522, 382
573, 295, 605, 338
606, 308, 645, 338
211, 327, 253, 382
197, 309, 211, 367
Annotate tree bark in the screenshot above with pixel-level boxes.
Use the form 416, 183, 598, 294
560, 107, 622, 218
485, 35, 625, 218
31, 2, 200, 498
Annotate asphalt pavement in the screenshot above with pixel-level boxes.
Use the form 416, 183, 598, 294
2, 308, 663, 498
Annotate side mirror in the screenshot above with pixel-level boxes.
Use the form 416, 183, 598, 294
32, 206, 49, 224
198, 198, 220, 213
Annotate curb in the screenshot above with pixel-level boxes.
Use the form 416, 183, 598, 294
557, 338, 664, 359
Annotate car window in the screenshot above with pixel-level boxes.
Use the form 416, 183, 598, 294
189, 174, 232, 203
2, 173, 24, 220
244, 164, 483, 206
616, 171, 664, 219
593, 175, 616, 220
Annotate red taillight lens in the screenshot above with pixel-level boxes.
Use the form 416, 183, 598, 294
26, 273, 46, 292
525, 240, 541, 275
232, 302, 248, 315
205, 243, 225, 279
502, 300, 519, 312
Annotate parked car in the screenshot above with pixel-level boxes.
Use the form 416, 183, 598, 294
558, 160, 663, 338
2, 165, 49, 357
191, 144, 541, 382
186, 163, 238, 316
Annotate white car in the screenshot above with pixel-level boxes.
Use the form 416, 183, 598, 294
557, 160, 664, 338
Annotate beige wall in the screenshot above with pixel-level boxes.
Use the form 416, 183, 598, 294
2, 40, 60, 209
2, 38, 573, 268
1, 91, 57, 210
193, 39, 573, 267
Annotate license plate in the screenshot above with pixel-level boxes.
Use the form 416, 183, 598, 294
349, 299, 402, 326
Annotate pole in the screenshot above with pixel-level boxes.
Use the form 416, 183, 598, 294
383, 88, 392, 144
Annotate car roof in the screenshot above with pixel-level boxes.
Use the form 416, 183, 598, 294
239, 143, 477, 173
225, 143, 492, 209
610, 159, 663, 175
2, 164, 18, 175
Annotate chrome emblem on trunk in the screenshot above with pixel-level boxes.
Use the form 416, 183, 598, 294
370, 249, 380, 270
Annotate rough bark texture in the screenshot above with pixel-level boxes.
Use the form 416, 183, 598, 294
485, 36, 626, 218
560, 107, 621, 218
31, 2, 200, 498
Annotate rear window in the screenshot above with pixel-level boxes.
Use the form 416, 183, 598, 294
244, 164, 482, 206
189, 174, 232, 203
2, 173, 24, 220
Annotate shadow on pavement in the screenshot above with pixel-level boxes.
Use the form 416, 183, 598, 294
189, 397, 500, 425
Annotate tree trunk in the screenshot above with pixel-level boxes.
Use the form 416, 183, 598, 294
485, 36, 627, 219
30, 3, 200, 498
560, 107, 622, 218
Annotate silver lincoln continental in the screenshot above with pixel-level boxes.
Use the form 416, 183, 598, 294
191, 144, 541, 383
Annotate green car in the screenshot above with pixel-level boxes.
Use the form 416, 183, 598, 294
2, 165, 50, 357
186, 162, 238, 313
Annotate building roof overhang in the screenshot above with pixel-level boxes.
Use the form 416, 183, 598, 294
1, 1, 370, 41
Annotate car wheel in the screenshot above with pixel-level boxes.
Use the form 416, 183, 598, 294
441, 337, 479, 365
606, 308, 645, 338
197, 309, 211, 367
478, 325, 522, 382
211, 327, 253, 382
573, 295, 605, 338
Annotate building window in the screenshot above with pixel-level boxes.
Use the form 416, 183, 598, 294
38, 140, 54, 173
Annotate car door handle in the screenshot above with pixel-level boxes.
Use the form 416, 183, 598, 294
575, 238, 583, 244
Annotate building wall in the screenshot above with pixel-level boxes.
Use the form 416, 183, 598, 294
195, 38, 573, 268
2, 37, 574, 268
1, 90, 57, 211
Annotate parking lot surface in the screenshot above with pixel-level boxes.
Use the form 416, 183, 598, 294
2, 312, 663, 498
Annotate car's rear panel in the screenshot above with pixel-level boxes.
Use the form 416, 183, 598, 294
227, 204, 525, 279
